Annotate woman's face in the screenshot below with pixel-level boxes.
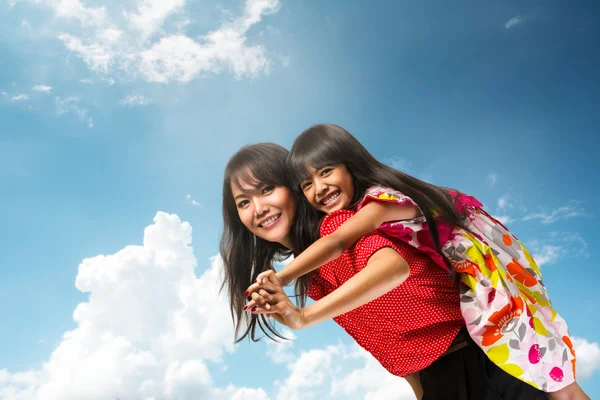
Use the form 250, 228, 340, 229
231, 177, 297, 249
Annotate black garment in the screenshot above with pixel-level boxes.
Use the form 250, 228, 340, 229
419, 330, 548, 399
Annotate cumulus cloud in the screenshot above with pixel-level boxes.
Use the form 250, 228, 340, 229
0, 212, 266, 400
265, 329, 296, 364
16, 0, 281, 83
32, 84, 52, 93
572, 337, 600, 380
274, 343, 415, 400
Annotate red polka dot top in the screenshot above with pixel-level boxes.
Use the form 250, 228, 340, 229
307, 210, 465, 377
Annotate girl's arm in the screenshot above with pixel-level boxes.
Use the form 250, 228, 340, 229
247, 200, 418, 294
252, 246, 410, 330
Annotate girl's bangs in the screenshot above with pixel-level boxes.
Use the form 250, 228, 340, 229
288, 142, 344, 188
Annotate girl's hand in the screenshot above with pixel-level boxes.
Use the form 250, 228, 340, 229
244, 270, 284, 298
248, 281, 307, 331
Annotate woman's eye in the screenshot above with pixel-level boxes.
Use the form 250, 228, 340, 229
262, 186, 274, 195
237, 200, 249, 208
301, 182, 312, 191
321, 168, 332, 176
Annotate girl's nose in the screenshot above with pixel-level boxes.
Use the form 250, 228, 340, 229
314, 178, 329, 195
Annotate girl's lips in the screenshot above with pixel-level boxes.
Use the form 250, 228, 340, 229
319, 190, 341, 206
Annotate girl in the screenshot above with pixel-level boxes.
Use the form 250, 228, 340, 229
246, 124, 589, 399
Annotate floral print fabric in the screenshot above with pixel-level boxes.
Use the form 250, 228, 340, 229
356, 186, 576, 392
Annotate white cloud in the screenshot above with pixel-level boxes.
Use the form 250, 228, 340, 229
19, 0, 281, 84
505, 16, 524, 30
497, 194, 509, 209
125, 0, 188, 38
55, 96, 93, 128
532, 245, 562, 266
274, 342, 415, 400
266, 329, 296, 364
16, 0, 108, 28
572, 337, 600, 380
32, 84, 52, 93
523, 201, 587, 224
494, 215, 514, 225
123, 94, 153, 106
185, 194, 203, 208
330, 345, 414, 400
0, 212, 267, 400
11, 93, 28, 101
529, 232, 589, 267
386, 156, 412, 172
276, 345, 341, 400
487, 172, 497, 187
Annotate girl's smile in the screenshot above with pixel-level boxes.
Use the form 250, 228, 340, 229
301, 164, 354, 213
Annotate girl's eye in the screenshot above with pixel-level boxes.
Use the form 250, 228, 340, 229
237, 200, 249, 208
321, 168, 332, 176
262, 186, 274, 195
301, 182, 312, 191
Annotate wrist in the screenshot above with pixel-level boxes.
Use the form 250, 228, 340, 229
277, 271, 290, 286
299, 305, 315, 330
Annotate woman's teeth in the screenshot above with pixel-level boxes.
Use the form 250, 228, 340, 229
322, 192, 340, 205
260, 214, 281, 227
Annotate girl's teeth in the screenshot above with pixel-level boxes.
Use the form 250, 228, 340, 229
323, 192, 340, 205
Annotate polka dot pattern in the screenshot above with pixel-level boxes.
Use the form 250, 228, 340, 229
307, 210, 465, 377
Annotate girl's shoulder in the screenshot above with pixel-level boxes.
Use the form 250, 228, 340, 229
357, 185, 420, 212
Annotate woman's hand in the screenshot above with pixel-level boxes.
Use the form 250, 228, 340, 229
245, 280, 307, 331
244, 270, 284, 298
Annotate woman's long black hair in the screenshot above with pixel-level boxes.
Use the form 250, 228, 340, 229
220, 143, 319, 343
288, 124, 469, 287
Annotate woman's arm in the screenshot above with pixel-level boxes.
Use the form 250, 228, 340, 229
247, 200, 418, 295
252, 246, 410, 330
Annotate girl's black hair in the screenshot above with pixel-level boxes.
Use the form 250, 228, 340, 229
220, 143, 319, 343
288, 124, 468, 286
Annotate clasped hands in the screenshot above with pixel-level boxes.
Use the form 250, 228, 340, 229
243, 270, 307, 331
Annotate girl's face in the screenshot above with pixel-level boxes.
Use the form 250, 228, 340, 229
300, 163, 354, 214
231, 178, 296, 249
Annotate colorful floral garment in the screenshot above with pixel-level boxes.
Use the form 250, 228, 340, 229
356, 186, 576, 392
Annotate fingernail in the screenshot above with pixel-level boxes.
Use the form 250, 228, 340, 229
243, 305, 248, 310
252, 307, 257, 312
243, 291, 249, 296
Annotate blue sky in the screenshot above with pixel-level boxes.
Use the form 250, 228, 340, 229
1, 0, 599, 398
